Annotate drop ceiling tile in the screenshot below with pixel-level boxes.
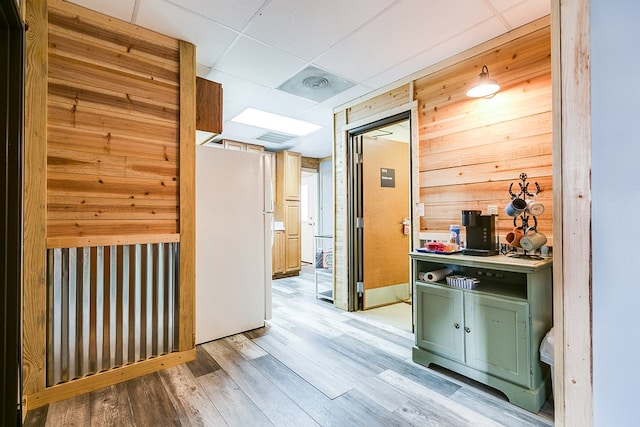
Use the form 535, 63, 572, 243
315, 0, 494, 83
205, 70, 317, 121
213, 35, 308, 88
244, 0, 396, 61
135, 0, 238, 67
293, 129, 334, 158
65, 0, 136, 22
500, 0, 550, 29
363, 17, 506, 89
298, 84, 373, 122
487, 0, 533, 13
164, 0, 266, 31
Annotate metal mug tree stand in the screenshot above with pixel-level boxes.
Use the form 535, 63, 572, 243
507, 172, 543, 260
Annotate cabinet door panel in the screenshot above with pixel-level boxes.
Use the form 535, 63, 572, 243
465, 293, 530, 387
285, 202, 300, 237
272, 231, 285, 274
286, 236, 300, 272
223, 140, 245, 151
284, 151, 301, 200
415, 283, 464, 362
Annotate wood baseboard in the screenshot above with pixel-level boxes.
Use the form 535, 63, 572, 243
25, 348, 195, 410
272, 270, 300, 279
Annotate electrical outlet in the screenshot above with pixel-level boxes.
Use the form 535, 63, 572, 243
487, 205, 499, 215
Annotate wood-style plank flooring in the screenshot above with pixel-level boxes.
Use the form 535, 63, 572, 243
24, 265, 554, 426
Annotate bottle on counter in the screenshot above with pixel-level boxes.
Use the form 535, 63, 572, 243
449, 224, 460, 247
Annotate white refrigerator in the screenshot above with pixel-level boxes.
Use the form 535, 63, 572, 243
195, 145, 273, 344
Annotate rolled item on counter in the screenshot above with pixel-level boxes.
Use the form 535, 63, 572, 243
425, 268, 453, 282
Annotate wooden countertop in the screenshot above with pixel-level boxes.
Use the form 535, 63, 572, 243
410, 251, 552, 273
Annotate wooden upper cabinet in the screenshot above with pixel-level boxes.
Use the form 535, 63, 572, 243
196, 77, 222, 134
276, 150, 301, 201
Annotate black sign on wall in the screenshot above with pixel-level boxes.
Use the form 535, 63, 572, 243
380, 168, 395, 188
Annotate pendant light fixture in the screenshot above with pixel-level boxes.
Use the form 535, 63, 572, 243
466, 65, 500, 98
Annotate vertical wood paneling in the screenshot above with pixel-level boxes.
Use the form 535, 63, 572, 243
46, 0, 181, 239
333, 111, 348, 310
178, 40, 196, 351
24, 0, 49, 397
550, 3, 564, 424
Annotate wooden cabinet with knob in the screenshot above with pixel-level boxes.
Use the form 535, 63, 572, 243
273, 150, 301, 277
411, 253, 552, 413
222, 139, 265, 153
272, 230, 285, 275
276, 150, 301, 201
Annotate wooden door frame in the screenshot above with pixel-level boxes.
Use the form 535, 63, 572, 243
342, 105, 417, 311
300, 169, 319, 265
552, 1, 593, 425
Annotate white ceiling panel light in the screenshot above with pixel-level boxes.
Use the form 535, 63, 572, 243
231, 108, 321, 136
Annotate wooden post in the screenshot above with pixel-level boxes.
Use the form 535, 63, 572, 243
179, 40, 196, 351
23, 0, 48, 397
553, 0, 593, 425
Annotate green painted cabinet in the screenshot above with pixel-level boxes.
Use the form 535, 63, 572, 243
411, 252, 552, 413
465, 293, 530, 386
415, 283, 464, 362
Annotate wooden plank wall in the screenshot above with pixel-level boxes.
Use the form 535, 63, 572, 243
333, 19, 551, 310
416, 26, 552, 240
23, 0, 196, 408
46, 0, 180, 241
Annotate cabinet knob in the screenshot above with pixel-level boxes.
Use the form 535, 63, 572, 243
464, 327, 471, 333
454, 322, 460, 329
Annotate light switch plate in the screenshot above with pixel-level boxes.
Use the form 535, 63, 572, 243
487, 205, 499, 215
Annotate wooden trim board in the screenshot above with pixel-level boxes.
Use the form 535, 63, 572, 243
554, 1, 593, 425
26, 349, 195, 409
23, 0, 49, 397
47, 233, 180, 248
178, 40, 196, 351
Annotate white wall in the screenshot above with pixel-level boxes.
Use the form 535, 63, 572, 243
591, 0, 640, 423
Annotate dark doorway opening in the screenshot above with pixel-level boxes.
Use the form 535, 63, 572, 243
1, 0, 25, 424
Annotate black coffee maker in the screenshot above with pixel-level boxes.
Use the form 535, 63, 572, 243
461, 210, 497, 256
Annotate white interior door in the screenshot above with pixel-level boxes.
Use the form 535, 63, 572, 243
301, 171, 318, 264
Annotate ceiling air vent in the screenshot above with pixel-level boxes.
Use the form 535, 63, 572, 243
278, 65, 355, 103
256, 132, 296, 144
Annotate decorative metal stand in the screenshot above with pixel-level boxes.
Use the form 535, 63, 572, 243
506, 173, 543, 260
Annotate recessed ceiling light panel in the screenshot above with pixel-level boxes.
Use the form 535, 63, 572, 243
231, 107, 321, 136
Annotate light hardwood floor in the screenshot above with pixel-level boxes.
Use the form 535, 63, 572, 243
24, 266, 554, 426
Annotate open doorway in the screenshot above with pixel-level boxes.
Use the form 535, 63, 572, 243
347, 113, 413, 331
300, 170, 318, 265
1, 0, 24, 422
